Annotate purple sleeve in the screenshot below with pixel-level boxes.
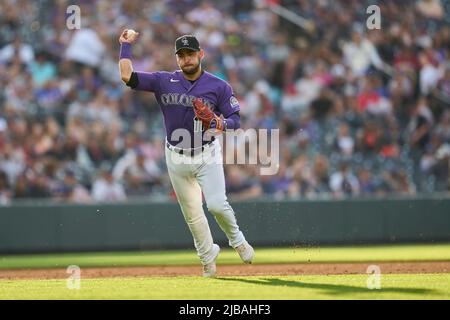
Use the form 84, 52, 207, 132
133, 71, 161, 93
225, 113, 240, 130
217, 83, 240, 117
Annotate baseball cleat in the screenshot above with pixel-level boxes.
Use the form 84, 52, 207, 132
203, 244, 220, 278
235, 241, 254, 264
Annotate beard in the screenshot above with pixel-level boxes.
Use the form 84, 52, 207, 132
181, 61, 201, 75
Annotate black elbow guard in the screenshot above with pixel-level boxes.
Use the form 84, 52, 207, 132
126, 72, 139, 88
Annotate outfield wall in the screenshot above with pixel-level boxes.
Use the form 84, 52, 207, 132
0, 197, 449, 253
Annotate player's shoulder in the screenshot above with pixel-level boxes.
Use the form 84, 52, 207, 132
203, 71, 229, 85
203, 71, 233, 92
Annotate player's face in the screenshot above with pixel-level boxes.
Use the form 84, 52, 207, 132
176, 49, 203, 75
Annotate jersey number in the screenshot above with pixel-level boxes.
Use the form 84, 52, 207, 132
193, 116, 203, 133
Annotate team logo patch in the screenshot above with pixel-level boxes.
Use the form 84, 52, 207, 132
230, 96, 239, 108
182, 37, 189, 46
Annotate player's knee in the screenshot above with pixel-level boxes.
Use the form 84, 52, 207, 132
206, 199, 230, 215
184, 214, 206, 225
179, 202, 204, 222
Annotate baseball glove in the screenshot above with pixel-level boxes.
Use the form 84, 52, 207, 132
192, 98, 225, 132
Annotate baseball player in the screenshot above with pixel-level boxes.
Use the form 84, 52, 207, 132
118, 30, 254, 277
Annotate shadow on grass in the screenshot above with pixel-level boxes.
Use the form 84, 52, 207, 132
216, 277, 436, 296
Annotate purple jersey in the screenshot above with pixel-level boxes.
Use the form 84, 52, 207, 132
131, 70, 240, 149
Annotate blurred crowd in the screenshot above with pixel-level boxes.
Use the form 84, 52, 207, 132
0, 0, 449, 205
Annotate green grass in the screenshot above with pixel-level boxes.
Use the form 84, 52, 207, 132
1, 243, 450, 269
1, 274, 449, 300
1, 244, 449, 299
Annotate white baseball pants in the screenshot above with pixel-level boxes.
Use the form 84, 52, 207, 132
165, 139, 246, 265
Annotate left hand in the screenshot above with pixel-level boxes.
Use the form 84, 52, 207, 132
193, 98, 225, 132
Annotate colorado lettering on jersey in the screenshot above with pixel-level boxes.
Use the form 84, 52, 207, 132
132, 70, 239, 147
160, 93, 214, 109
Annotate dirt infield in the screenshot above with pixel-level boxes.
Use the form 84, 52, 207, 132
1, 262, 449, 279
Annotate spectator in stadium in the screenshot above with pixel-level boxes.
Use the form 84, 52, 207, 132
91, 165, 127, 202
0, 170, 11, 205
334, 122, 355, 157
0, 36, 34, 66
357, 168, 377, 196
409, 96, 434, 152
342, 30, 389, 77
225, 167, 262, 200
54, 170, 92, 203
113, 147, 161, 196
0, 0, 449, 203
329, 162, 361, 198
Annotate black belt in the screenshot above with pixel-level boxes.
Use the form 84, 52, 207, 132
166, 140, 214, 157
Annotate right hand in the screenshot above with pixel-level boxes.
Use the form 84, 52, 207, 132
119, 29, 139, 44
